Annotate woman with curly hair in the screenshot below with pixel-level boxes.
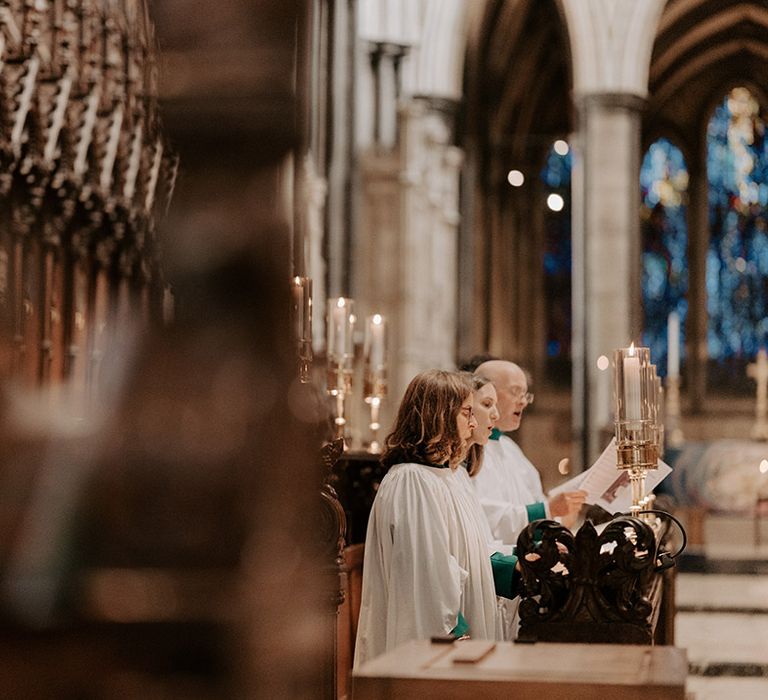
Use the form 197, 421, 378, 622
354, 369, 500, 667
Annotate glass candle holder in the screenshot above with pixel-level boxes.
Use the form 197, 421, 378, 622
613, 345, 659, 471
614, 345, 664, 517
326, 298, 355, 441
363, 314, 388, 453
291, 276, 313, 382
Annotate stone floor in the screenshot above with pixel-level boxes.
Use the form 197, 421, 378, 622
676, 514, 768, 699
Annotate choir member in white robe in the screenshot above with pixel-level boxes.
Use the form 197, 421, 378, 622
354, 370, 500, 668
460, 375, 519, 639
462, 376, 508, 553
472, 360, 586, 543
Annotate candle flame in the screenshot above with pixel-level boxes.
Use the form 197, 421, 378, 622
336, 297, 345, 308
372, 314, 383, 325
293, 276, 302, 285
628, 342, 636, 356
760, 459, 768, 474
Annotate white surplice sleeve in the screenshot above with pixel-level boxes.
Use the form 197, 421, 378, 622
354, 464, 466, 668
472, 445, 531, 545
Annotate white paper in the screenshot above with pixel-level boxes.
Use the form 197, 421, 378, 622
549, 438, 672, 514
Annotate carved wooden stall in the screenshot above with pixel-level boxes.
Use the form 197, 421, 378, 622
324, 448, 371, 699
0, 0, 175, 398
516, 517, 676, 645
320, 439, 349, 699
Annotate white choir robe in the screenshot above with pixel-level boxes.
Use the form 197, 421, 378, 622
354, 462, 499, 668
453, 467, 519, 640
472, 434, 549, 545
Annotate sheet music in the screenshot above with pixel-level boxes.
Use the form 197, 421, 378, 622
550, 438, 672, 513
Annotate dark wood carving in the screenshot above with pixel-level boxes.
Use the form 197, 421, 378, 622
516, 516, 667, 644
328, 451, 387, 544
319, 438, 348, 700
320, 437, 348, 608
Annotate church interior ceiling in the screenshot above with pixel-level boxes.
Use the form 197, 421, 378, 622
648, 0, 768, 158
466, 0, 572, 178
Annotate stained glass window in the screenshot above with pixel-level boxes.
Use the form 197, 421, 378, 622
639, 138, 689, 376
541, 143, 572, 373
707, 87, 768, 363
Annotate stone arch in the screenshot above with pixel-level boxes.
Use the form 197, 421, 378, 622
647, 0, 768, 408
461, 0, 573, 383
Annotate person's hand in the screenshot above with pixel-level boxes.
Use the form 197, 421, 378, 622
548, 490, 587, 519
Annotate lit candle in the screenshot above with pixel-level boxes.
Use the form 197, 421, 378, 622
366, 314, 386, 369
301, 277, 313, 343
667, 311, 680, 379
333, 298, 346, 359
623, 343, 642, 423
291, 277, 304, 341
327, 297, 354, 360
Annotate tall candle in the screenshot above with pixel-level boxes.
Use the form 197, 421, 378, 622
623, 345, 642, 422
291, 277, 304, 341
301, 278, 313, 342
366, 314, 386, 369
327, 297, 353, 360
333, 299, 346, 358
667, 311, 680, 379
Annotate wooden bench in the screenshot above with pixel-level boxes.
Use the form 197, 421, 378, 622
353, 639, 688, 700
336, 544, 365, 699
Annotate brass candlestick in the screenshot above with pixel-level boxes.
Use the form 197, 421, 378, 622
291, 276, 313, 383
365, 395, 383, 453
328, 358, 353, 441
363, 314, 387, 453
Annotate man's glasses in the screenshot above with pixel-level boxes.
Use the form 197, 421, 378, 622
510, 389, 534, 405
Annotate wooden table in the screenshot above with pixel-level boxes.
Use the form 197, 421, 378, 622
353, 640, 688, 700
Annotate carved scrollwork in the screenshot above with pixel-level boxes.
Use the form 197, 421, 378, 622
516, 519, 575, 622
595, 516, 655, 622
516, 516, 660, 641
319, 438, 347, 608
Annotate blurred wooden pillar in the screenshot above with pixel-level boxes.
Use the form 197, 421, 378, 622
152, 2, 328, 698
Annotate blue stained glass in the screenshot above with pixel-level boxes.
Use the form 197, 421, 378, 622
541, 145, 572, 362
640, 138, 689, 375
706, 88, 768, 360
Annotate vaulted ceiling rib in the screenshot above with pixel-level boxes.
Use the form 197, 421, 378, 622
646, 0, 768, 155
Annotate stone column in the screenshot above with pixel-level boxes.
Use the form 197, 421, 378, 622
488, 178, 518, 359
326, 0, 356, 297
524, 172, 548, 382
685, 152, 709, 412
486, 168, 545, 372
560, 0, 665, 467
572, 94, 644, 468
355, 99, 462, 430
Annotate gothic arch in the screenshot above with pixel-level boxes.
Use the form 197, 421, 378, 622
558, 0, 665, 97
462, 0, 573, 379
646, 0, 768, 407
358, 0, 485, 101
648, 0, 768, 157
